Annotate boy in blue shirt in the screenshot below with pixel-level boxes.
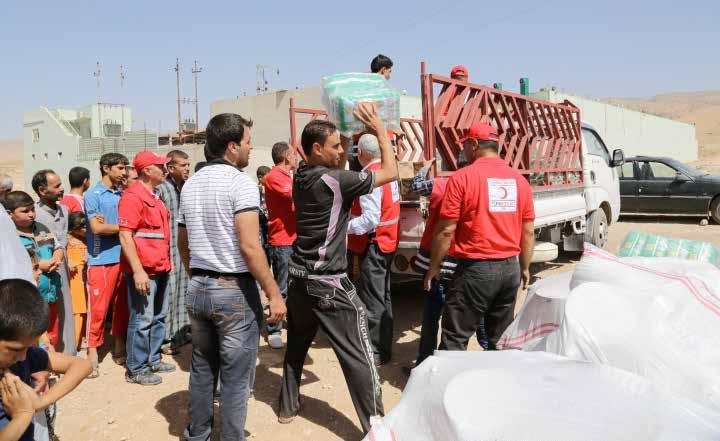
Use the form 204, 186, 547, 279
0, 279, 92, 440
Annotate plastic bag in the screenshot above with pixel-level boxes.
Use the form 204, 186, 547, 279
321, 72, 400, 137
618, 230, 720, 266
496, 271, 571, 350
541, 245, 720, 410
363, 350, 720, 441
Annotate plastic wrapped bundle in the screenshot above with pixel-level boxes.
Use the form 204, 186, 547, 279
321, 72, 400, 136
618, 230, 720, 267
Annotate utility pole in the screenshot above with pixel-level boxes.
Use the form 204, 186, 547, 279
192, 60, 202, 133
256, 64, 280, 95
174, 58, 182, 137
93, 61, 101, 102
120, 65, 126, 89
120, 65, 127, 134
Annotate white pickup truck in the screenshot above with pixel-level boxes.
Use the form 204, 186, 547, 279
392, 121, 625, 280
288, 65, 625, 280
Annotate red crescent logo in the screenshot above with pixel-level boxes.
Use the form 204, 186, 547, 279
499, 187, 508, 199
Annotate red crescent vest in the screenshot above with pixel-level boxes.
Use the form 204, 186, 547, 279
348, 161, 400, 254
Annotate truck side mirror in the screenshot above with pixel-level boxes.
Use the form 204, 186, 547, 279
610, 149, 625, 167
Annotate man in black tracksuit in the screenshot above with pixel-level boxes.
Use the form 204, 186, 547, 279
278, 103, 398, 433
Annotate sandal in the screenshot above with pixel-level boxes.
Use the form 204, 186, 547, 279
161, 346, 180, 356
87, 367, 100, 379
111, 354, 127, 366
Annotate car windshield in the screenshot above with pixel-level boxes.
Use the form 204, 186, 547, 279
667, 159, 706, 177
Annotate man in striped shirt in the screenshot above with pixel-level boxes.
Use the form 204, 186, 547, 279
177, 113, 285, 441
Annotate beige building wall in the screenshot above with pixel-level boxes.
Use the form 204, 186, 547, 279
532, 90, 699, 162
210, 87, 422, 179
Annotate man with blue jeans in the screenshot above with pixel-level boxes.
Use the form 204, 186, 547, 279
118, 151, 176, 385
178, 113, 286, 441
263, 142, 298, 349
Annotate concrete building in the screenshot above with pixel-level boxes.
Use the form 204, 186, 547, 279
532, 89, 699, 162
23, 103, 163, 191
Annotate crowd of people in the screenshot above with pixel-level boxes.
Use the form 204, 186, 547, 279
0, 54, 536, 441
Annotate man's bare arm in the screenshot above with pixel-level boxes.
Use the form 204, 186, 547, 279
88, 216, 119, 236
119, 231, 151, 295
235, 211, 286, 324
519, 220, 535, 289
353, 103, 398, 187
423, 219, 457, 291
177, 225, 191, 274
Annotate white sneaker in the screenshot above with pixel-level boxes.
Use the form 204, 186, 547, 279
268, 333, 284, 349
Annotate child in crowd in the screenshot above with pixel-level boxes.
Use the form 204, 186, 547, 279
66, 212, 88, 349
0, 278, 92, 441
5, 191, 62, 350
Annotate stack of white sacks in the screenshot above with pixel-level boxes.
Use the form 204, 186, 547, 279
365, 244, 720, 441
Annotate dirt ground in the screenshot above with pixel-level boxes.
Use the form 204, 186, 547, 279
54, 217, 720, 441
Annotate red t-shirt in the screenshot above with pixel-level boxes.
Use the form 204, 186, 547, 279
118, 182, 171, 275
60, 194, 84, 214
420, 178, 456, 257
440, 157, 535, 259
264, 166, 297, 246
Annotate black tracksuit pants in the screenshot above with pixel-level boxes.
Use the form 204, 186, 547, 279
354, 243, 394, 363
279, 275, 384, 433
439, 257, 521, 351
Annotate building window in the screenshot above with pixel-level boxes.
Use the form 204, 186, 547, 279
32, 129, 40, 143
43, 153, 48, 160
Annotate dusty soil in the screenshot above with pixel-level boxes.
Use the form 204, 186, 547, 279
54, 218, 720, 441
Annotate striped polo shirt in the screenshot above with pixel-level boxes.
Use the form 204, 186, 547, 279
178, 161, 259, 274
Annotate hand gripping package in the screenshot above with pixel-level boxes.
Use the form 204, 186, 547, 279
320, 73, 401, 137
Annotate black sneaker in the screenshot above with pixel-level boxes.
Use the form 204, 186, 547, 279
150, 361, 177, 374
126, 371, 162, 385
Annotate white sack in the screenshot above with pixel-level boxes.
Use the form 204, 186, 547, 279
497, 271, 572, 350
541, 245, 720, 410
364, 351, 720, 441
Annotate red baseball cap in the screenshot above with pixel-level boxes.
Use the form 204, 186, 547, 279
133, 151, 170, 172
459, 122, 499, 143
450, 65, 469, 78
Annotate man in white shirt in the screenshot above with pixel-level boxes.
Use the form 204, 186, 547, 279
347, 134, 401, 365
178, 113, 286, 441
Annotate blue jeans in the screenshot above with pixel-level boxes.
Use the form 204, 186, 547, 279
125, 273, 169, 375
183, 275, 262, 441
267, 245, 292, 335
416, 278, 489, 365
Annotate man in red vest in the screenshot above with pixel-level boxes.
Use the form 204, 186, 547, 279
348, 133, 400, 365
118, 151, 176, 385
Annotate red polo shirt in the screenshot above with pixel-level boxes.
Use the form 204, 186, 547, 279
264, 166, 297, 246
118, 181, 171, 275
61, 194, 84, 214
440, 157, 535, 259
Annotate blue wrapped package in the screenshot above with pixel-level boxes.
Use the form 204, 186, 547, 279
321, 72, 401, 137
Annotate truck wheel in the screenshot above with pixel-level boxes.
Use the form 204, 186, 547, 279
585, 209, 608, 249
711, 197, 720, 224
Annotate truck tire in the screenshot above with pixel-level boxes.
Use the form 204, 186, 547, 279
711, 197, 720, 224
585, 209, 608, 249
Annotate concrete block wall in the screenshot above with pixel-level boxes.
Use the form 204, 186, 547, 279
532, 90, 699, 162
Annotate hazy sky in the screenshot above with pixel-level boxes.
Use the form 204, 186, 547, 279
1, 0, 718, 139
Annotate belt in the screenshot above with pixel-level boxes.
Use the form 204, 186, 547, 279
190, 268, 252, 280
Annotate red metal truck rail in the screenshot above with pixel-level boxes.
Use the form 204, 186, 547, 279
288, 98, 425, 163
420, 62, 584, 189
